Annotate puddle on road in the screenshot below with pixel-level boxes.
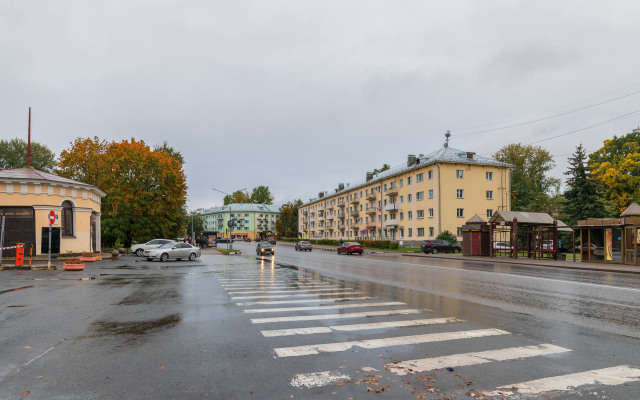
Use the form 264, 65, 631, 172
90, 313, 182, 338
118, 288, 181, 305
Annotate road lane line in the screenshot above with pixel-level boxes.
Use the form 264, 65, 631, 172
387, 344, 571, 375
223, 284, 336, 289
231, 290, 360, 300
484, 365, 640, 397
261, 317, 462, 337
367, 258, 640, 293
229, 288, 353, 295
250, 309, 424, 324
236, 296, 374, 306
274, 329, 510, 357
243, 301, 405, 313
290, 371, 350, 388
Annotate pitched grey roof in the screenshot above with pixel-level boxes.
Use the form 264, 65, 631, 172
621, 203, 640, 216
200, 203, 280, 214
466, 214, 487, 224
305, 146, 512, 205
0, 167, 106, 196
488, 210, 570, 230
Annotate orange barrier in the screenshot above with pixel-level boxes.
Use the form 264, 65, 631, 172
15, 243, 24, 267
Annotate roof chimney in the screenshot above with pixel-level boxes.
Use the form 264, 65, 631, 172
366, 172, 373, 182
407, 155, 416, 167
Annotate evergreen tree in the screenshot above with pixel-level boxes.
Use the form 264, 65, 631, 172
562, 144, 608, 225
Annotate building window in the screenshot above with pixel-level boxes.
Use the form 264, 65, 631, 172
399, 212, 404, 220
457, 208, 464, 218
399, 179, 403, 187
417, 228, 425, 236
429, 227, 434, 236
486, 172, 493, 181
428, 208, 434, 218
486, 190, 493, 200
408, 211, 413, 220
457, 227, 463, 236
416, 173, 424, 182
61, 200, 74, 236
457, 189, 464, 199
408, 228, 412, 237
456, 170, 464, 179
428, 189, 433, 199
487, 209, 493, 218
408, 194, 412, 202
400, 228, 404, 237
400, 195, 404, 203
416, 191, 424, 200
417, 210, 424, 218
428, 170, 433, 180
408, 176, 412, 185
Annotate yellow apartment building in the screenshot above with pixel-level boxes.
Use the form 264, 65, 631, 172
298, 145, 512, 247
0, 167, 106, 257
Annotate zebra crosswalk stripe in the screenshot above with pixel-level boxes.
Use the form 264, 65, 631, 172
274, 328, 510, 357
387, 343, 571, 375
229, 288, 353, 295
483, 365, 640, 397
290, 371, 350, 388
236, 296, 374, 306
261, 317, 462, 337
250, 308, 424, 324
243, 301, 405, 314
231, 290, 360, 300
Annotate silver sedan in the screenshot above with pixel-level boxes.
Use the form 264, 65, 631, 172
144, 242, 201, 261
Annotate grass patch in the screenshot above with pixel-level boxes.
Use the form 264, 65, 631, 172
217, 249, 241, 255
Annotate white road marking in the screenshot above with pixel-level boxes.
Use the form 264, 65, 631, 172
251, 309, 424, 324
229, 288, 352, 295
24, 346, 55, 366
231, 290, 360, 300
290, 371, 350, 388
274, 328, 510, 357
261, 317, 461, 337
387, 344, 571, 375
368, 258, 640, 292
223, 284, 336, 290
483, 365, 640, 397
236, 296, 374, 306
243, 301, 405, 314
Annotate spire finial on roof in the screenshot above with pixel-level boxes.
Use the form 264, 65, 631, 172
27, 107, 32, 167
444, 130, 451, 148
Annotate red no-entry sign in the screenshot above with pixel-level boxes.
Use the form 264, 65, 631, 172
49, 210, 56, 225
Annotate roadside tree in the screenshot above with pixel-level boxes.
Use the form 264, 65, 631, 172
562, 144, 609, 225
494, 143, 560, 212
589, 128, 640, 214
0, 138, 56, 172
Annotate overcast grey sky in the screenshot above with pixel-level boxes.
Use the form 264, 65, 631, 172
2, 1, 640, 210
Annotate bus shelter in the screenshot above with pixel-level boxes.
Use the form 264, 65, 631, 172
487, 211, 570, 260
577, 203, 640, 266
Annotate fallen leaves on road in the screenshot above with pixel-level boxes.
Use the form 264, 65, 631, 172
158, 366, 165, 370
21, 391, 30, 397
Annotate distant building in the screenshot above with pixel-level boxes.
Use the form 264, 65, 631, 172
198, 203, 280, 240
298, 146, 512, 247
0, 167, 106, 256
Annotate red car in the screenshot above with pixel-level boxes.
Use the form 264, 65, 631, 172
337, 242, 363, 255
243, 237, 251, 242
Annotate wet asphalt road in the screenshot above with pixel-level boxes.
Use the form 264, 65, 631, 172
0, 243, 639, 399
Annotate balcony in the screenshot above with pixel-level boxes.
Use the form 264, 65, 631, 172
350, 198, 360, 205
317, 216, 324, 221
350, 210, 359, 217
385, 219, 399, 227
309, 218, 315, 223
385, 189, 398, 197
385, 203, 399, 212
338, 223, 345, 230
337, 199, 345, 207
366, 224, 377, 230
366, 194, 377, 201
302, 210, 308, 215
326, 215, 334, 220
318, 226, 325, 231
366, 207, 377, 215
337, 211, 345, 219
351, 224, 360, 230
317, 205, 325, 211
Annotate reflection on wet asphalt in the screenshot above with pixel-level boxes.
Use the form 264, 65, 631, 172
90, 313, 182, 338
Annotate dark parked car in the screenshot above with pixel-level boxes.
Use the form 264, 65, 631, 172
256, 241, 275, 255
217, 237, 230, 243
337, 242, 363, 255
421, 240, 461, 254
295, 241, 313, 251
243, 237, 251, 242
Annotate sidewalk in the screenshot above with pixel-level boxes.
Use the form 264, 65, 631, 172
279, 241, 640, 275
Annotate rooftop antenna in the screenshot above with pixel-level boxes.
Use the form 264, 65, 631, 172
27, 107, 32, 166
444, 130, 451, 148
